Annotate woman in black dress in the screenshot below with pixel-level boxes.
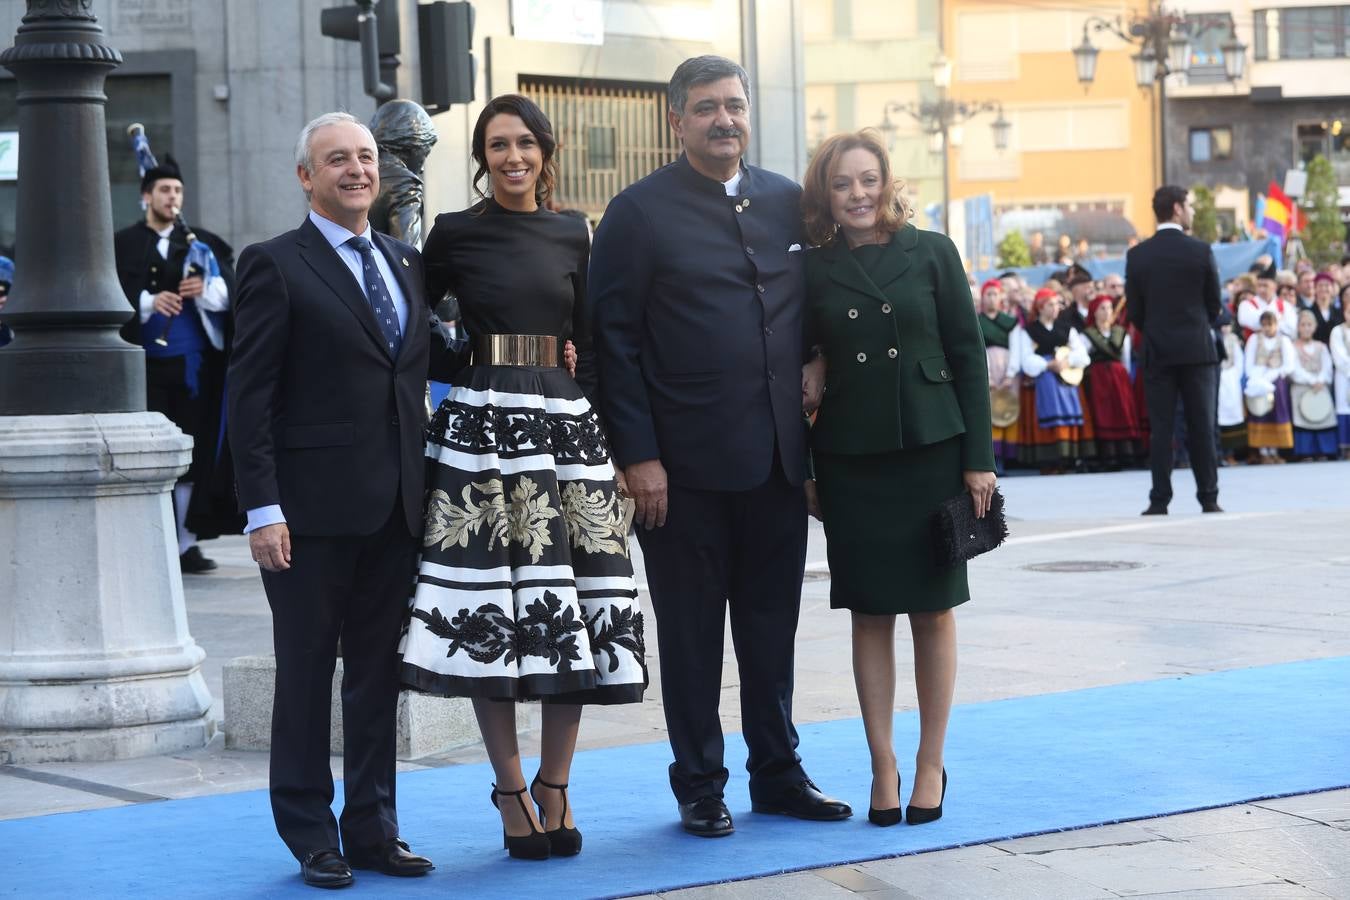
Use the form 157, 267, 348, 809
398, 95, 646, 860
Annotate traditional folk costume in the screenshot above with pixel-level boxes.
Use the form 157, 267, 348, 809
1244, 331, 1296, 452
1236, 294, 1297, 341
399, 199, 646, 705
113, 160, 239, 569
1082, 299, 1141, 467
1217, 330, 1248, 453
1290, 337, 1338, 458
980, 308, 1021, 466
1330, 323, 1350, 455
1013, 317, 1092, 468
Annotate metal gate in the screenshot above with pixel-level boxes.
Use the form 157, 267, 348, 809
519, 77, 681, 218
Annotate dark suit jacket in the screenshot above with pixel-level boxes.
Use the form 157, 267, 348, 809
227, 216, 466, 537
590, 155, 808, 491
1125, 227, 1221, 367
805, 225, 995, 472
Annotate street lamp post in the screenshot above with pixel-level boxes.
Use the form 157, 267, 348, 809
878, 54, 1009, 234
1072, 1, 1246, 186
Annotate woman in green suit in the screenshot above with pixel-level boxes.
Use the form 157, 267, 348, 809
801, 130, 996, 827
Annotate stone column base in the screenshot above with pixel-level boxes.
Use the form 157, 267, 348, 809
223, 655, 530, 760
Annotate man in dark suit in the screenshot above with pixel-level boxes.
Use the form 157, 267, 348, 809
228, 112, 464, 888
1126, 185, 1223, 515
590, 56, 850, 838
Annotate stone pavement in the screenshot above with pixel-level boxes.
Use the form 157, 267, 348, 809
2, 461, 1349, 897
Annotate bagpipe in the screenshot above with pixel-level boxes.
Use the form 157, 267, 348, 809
127, 124, 222, 347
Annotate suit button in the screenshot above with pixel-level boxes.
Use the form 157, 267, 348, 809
391, 415, 400, 426
735, 203, 745, 213
768, 370, 776, 381
848, 308, 859, 319
888, 348, 898, 359
745, 246, 755, 255
881, 303, 892, 313
941, 369, 949, 378
856, 352, 867, 363
764, 326, 773, 336
757, 283, 765, 294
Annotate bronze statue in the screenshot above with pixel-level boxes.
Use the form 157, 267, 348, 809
368, 99, 438, 248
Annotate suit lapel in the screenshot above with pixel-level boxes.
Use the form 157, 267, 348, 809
825, 225, 916, 304
372, 230, 422, 364
296, 217, 392, 360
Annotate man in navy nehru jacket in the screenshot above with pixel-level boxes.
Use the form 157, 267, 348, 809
590, 55, 850, 838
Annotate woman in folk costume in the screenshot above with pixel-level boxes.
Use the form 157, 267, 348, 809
1308, 273, 1344, 344
1330, 305, 1350, 459
1081, 293, 1141, 468
399, 95, 646, 860
1216, 309, 1248, 465
1244, 309, 1297, 463
1290, 307, 1339, 460
978, 278, 1022, 470
1012, 287, 1091, 473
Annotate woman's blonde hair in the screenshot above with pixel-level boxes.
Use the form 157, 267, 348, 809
801, 129, 911, 247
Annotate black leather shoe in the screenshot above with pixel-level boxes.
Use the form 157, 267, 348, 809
179, 545, 217, 573
678, 796, 734, 837
300, 848, 353, 889
1141, 503, 1168, 516
751, 779, 852, 821
346, 837, 433, 877
1201, 502, 1224, 513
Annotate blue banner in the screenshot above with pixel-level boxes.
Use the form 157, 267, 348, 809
974, 236, 1282, 287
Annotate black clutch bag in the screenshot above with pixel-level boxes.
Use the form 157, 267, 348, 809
931, 488, 1008, 570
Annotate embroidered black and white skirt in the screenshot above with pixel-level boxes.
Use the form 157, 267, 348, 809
398, 365, 647, 704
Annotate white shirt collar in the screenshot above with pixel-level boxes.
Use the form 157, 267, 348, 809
1156, 222, 1183, 233
722, 170, 743, 197
308, 209, 374, 250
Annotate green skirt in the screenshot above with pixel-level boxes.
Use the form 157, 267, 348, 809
814, 437, 970, 615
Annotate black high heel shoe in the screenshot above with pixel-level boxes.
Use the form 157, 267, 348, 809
905, 768, 947, 826
867, 770, 903, 827
490, 784, 551, 859
531, 773, 583, 857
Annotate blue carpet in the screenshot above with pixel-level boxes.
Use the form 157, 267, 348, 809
4, 657, 1348, 899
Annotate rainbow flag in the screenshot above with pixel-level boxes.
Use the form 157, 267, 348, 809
1261, 181, 1291, 240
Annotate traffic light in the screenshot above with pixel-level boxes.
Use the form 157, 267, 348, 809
419, 1, 476, 113
320, 0, 399, 102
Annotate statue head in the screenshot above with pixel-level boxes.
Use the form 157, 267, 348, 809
369, 100, 438, 176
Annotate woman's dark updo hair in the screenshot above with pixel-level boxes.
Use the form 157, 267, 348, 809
471, 94, 559, 206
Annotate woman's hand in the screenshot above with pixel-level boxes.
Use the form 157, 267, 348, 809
804, 479, 822, 521
964, 470, 997, 519
564, 340, 578, 378
802, 356, 827, 414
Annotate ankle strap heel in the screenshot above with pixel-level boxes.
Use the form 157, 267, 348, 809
530, 773, 583, 857
490, 784, 551, 860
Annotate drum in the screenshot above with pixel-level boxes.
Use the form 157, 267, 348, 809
1054, 345, 1084, 386
990, 386, 1019, 427
1292, 384, 1336, 430
1244, 392, 1275, 418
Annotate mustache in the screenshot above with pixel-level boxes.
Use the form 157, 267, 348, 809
707, 126, 742, 139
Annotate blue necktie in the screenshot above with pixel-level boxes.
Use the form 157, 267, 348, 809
346, 235, 402, 357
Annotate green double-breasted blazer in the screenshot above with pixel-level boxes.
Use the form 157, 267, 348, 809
805, 224, 995, 472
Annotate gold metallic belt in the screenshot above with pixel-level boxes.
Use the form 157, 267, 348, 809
473, 334, 562, 367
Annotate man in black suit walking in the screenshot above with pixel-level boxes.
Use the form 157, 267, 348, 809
590, 56, 850, 837
1126, 185, 1223, 515
228, 112, 464, 888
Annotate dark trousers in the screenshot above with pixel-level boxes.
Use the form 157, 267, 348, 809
1144, 362, 1219, 506
146, 355, 208, 483
636, 464, 808, 803
261, 502, 415, 860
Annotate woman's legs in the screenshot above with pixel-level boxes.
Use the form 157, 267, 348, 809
535, 703, 582, 829
851, 611, 900, 809
908, 609, 957, 808
473, 698, 541, 836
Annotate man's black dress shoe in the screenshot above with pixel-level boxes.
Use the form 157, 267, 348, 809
346, 837, 433, 877
1201, 502, 1224, 513
179, 545, 217, 573
751, 778, 853, 821
300, 848, 353, 889
679, 796, 734, 837
1141, 503, 1168, 516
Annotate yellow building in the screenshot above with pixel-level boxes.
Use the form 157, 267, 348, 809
803, 0, 944, 216
944, 0, 1159, 261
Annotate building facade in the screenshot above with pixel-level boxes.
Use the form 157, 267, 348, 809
0, 0, 805, 252
1165, 0, 1350, 238
802, 0, 943, 219
942, 0, 1159, 263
